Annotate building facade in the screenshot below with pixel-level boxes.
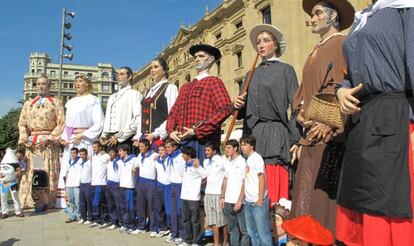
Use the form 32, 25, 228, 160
131, 0, 367, 132
23, 52, 116, 108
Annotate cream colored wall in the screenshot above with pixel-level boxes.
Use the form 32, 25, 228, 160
133, 0, 370, 100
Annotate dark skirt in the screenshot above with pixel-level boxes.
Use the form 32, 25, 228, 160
337, 92, 411, 218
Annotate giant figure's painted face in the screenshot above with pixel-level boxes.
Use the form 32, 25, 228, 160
0, 164, 16, 183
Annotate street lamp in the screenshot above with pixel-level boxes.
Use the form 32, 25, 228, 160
57, 8, 75, 99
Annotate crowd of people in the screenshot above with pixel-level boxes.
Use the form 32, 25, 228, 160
1, 0, 414, 245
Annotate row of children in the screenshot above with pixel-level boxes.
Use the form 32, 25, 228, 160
62, 136, 283, 246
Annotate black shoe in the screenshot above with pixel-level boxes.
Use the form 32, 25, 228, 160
65, 218, 76, 223
0, 214, 8, 219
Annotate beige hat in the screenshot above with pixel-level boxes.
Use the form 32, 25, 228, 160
250, 24, 286, 57
1, 148, 18, 164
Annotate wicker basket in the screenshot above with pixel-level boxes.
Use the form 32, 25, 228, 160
305, 93, 346, 128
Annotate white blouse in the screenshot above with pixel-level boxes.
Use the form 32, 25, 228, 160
61, 94, 104, 141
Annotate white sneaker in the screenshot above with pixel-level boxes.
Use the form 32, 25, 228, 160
108, 224, 117, 230
150, 231, 158, 238
98, 223, 109, 229
174, 238, 184, 245
157, 230, 170, 237
129, 229, 145, 235
178, 242, 189, 246
77, 219, 84, 225
83, 220, 92, 225
165, 236, 175, 243
119, 226, 127, 233
89, 222, 99, 228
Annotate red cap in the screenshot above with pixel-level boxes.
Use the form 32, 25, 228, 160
282, 215, 334, 245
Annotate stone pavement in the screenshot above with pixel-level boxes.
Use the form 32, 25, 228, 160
0, 209, 212, 246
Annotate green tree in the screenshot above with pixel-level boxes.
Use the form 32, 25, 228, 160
0, 108, 21, 150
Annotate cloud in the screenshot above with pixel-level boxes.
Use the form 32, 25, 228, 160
0, 98, 20, 118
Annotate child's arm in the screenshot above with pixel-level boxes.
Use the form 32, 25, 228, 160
220, 177, 227, 209
256, 173, 265, 207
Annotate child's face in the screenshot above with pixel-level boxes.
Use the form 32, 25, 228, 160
16, 152, 24, 161
139, 143, 149, 154
79, 151, 87, 160
119, 149, 127, 158
158, 147, 166, 158
240, 142, 253, 155
92, 144, 100, 154
286, 239, 306, 246
165, 143, 176, 155
181, 153, 190, 161
204, 147, 215, 159
70, 150, 78, 159
109, 150, 116, 160
224, 145, 237, 158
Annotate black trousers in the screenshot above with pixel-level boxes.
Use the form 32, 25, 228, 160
181, 199, 203, 244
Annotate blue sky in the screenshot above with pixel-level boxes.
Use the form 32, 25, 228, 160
0, 0, 222, 117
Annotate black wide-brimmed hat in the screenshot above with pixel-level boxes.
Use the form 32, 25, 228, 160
302, 0, 355, 31
189, 44, 221, 61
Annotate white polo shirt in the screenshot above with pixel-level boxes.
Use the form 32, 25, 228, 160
224, 155, 246, 204
244, 151, 267, 203
118, 155, 139, 189
137, 151, 157, 180
155, 156, 170, 185
80, 159, 92, 184
65, 157, 81, 188
168, 151, 186, 184
204, 155, 225, 195
107, 158, 120, 183
91, 152, 110, 186
181, 162, 207, 201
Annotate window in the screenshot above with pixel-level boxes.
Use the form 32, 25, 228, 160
102, 72, 109, 78
69, 83, 74, 89
50, 70, 56, 76
102, 96, 109, 105
236, 51, 243, 68
31, 69, 35, 73
37, 69, 42, 73
87, 73, 93, 78
235, 21, 243, 29
63, 71, 68, 77
216, 60, 221, 75
75, 72, 79, 76
215, 32, 222, 40
63, 83, 68, 89
261, 6, 272, 24
101, 84, 110, 92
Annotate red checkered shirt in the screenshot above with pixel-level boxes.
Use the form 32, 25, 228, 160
166, 76, 231, 139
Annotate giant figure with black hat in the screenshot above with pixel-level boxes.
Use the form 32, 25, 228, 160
289, 0, 355, 236
167, 44, 231, 162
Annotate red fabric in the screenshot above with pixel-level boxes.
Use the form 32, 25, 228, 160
283, 215, 334, 245
336, 122, 414, 246
265, 164, 289, 205
166, 76, 231, 139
